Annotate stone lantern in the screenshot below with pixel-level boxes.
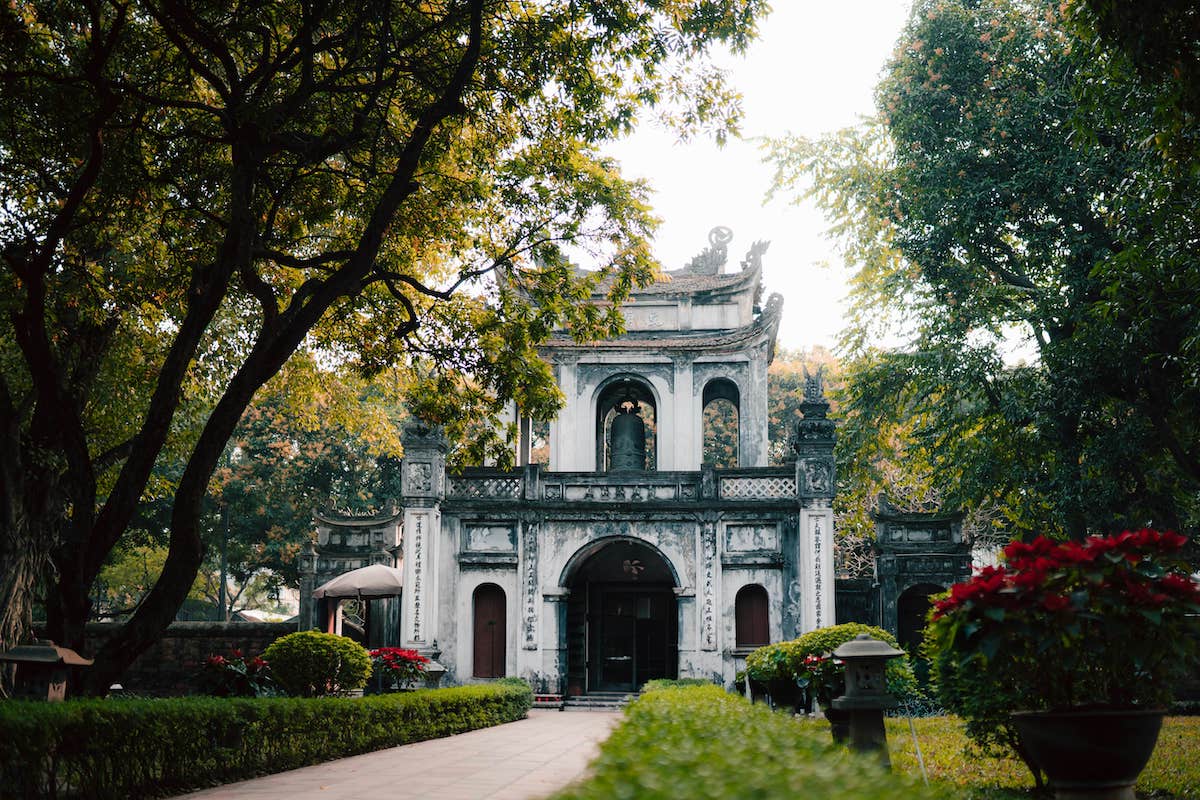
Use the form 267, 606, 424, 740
0, 640, 93, 701
831, 633, 905, 766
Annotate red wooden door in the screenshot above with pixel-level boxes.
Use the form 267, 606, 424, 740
473, 584, 506, 678
735, 584, 769, 647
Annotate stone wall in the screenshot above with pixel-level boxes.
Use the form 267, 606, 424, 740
64, 621, 295, 696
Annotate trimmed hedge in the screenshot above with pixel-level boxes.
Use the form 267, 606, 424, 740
552, 685, 946, 800
0, 681, 532, 799
641, 678, 714, 693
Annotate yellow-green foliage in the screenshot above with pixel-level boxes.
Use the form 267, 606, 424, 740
744, 622, 919, 702
262, 630, 372, 697
869, 715, 1200, 799
0, 682, 533, 799
552, 685, 947, 800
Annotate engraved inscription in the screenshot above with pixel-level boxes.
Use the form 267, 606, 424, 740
702, 524, 717, 650
523, 523, 539, 650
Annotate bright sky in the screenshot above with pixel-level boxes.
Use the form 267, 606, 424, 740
605, 1, 912, 352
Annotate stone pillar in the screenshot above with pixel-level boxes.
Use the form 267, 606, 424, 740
672, 355, 698, 470
298, 541, 317, 631
400, 424, 448, 653
793, 367, 837, 633
541, 587, 570, 694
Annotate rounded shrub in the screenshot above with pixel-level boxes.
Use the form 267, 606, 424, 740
262, 631, 372, 697
789, 622, 918, 703
744, 623, 919, 706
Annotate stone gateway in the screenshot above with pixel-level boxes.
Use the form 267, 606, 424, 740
299, 230, 837, 698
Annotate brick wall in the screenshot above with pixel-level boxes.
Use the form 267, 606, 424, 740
47, 621, 296, 696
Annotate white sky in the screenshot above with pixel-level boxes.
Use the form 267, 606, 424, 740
605, 1, 912, 352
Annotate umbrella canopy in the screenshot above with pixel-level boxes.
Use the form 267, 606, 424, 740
313, 564, 404, 599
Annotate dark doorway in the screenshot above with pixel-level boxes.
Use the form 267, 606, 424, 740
897, 582, 942, 654
565, 540, 677, 695
473, 583, 506, 678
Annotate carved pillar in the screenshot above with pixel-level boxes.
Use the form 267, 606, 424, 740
794, 368, 837, 633
298, 541, 317, 631
400, 424, 448, 653
542, 587, 570, 694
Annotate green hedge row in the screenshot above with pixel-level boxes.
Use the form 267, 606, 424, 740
551, 685, 946, 800
0, 680, 532, 799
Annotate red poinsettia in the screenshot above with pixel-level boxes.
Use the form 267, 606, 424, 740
928, 529, 1200, 711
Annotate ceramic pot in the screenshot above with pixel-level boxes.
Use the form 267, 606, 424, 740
1010, 707, 1164, 800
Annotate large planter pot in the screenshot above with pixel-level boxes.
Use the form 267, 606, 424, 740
1010, 707, 1165, 800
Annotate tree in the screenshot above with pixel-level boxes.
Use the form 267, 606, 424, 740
0, 0, 766, 694
767, 0, 1200, 543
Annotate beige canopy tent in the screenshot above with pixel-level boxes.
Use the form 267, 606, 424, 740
313, 564, 403, 637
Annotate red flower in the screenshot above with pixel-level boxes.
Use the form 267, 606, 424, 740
1040, 593, 1070, 612
207, 654, 226, 667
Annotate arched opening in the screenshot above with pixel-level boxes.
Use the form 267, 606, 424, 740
702, 378, 740, 468
595, 377, 657, 472
472, 583, 506, 678
897, 582, 943, 685
734, 584, 770, 648
563, 539, 677, 695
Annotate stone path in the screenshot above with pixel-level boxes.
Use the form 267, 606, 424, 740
176, 710, 620, 800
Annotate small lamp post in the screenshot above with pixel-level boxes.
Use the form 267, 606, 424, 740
422, 660, 447, 689
831, 633, 906, 766
0, 640, 94, 701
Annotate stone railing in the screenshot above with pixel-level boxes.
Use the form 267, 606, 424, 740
446, 470, 524, 500
717, 471, 797, 501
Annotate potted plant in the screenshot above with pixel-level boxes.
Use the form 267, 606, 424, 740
926, 529, 1200, 797
199, 649, 278, 697
368, 647, 429, 692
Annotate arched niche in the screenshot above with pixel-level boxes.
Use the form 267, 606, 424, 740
594, 376, 658, 472
702, 377, 740, 468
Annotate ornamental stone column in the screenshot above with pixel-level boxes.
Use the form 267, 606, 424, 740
400, 424, 448, 654
793, 367, 837, 633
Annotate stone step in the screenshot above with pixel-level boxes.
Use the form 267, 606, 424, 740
562, 692, 635, 711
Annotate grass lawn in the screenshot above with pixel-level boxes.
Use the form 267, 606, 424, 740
795, 715, 1200, 799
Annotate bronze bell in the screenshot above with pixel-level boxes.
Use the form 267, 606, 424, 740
610, 401, 646, 472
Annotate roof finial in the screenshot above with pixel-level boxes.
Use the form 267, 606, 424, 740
683, 226, 733, 275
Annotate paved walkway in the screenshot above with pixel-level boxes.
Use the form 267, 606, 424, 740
177, 710, 620, 800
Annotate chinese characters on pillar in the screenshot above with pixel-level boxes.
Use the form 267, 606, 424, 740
813, 516, 823, 629
412, 516, 424, 641
523, 523, 538, 650
702, 523, 717, 650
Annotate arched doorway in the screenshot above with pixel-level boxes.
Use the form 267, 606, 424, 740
472, 583, 506, 678
563, 539, 678, 695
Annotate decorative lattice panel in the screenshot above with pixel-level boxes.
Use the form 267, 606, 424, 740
719, 476, 796, 500
447, 476, 522, 499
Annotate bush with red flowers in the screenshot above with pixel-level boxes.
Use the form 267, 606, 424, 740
369, 647, 429, 690
927, 529, 1200, 775
198, 648, 278, 697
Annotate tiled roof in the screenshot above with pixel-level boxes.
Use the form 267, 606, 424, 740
545, 292, 784, 354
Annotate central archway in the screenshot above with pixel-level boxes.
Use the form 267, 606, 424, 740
563, 538, 678, 695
